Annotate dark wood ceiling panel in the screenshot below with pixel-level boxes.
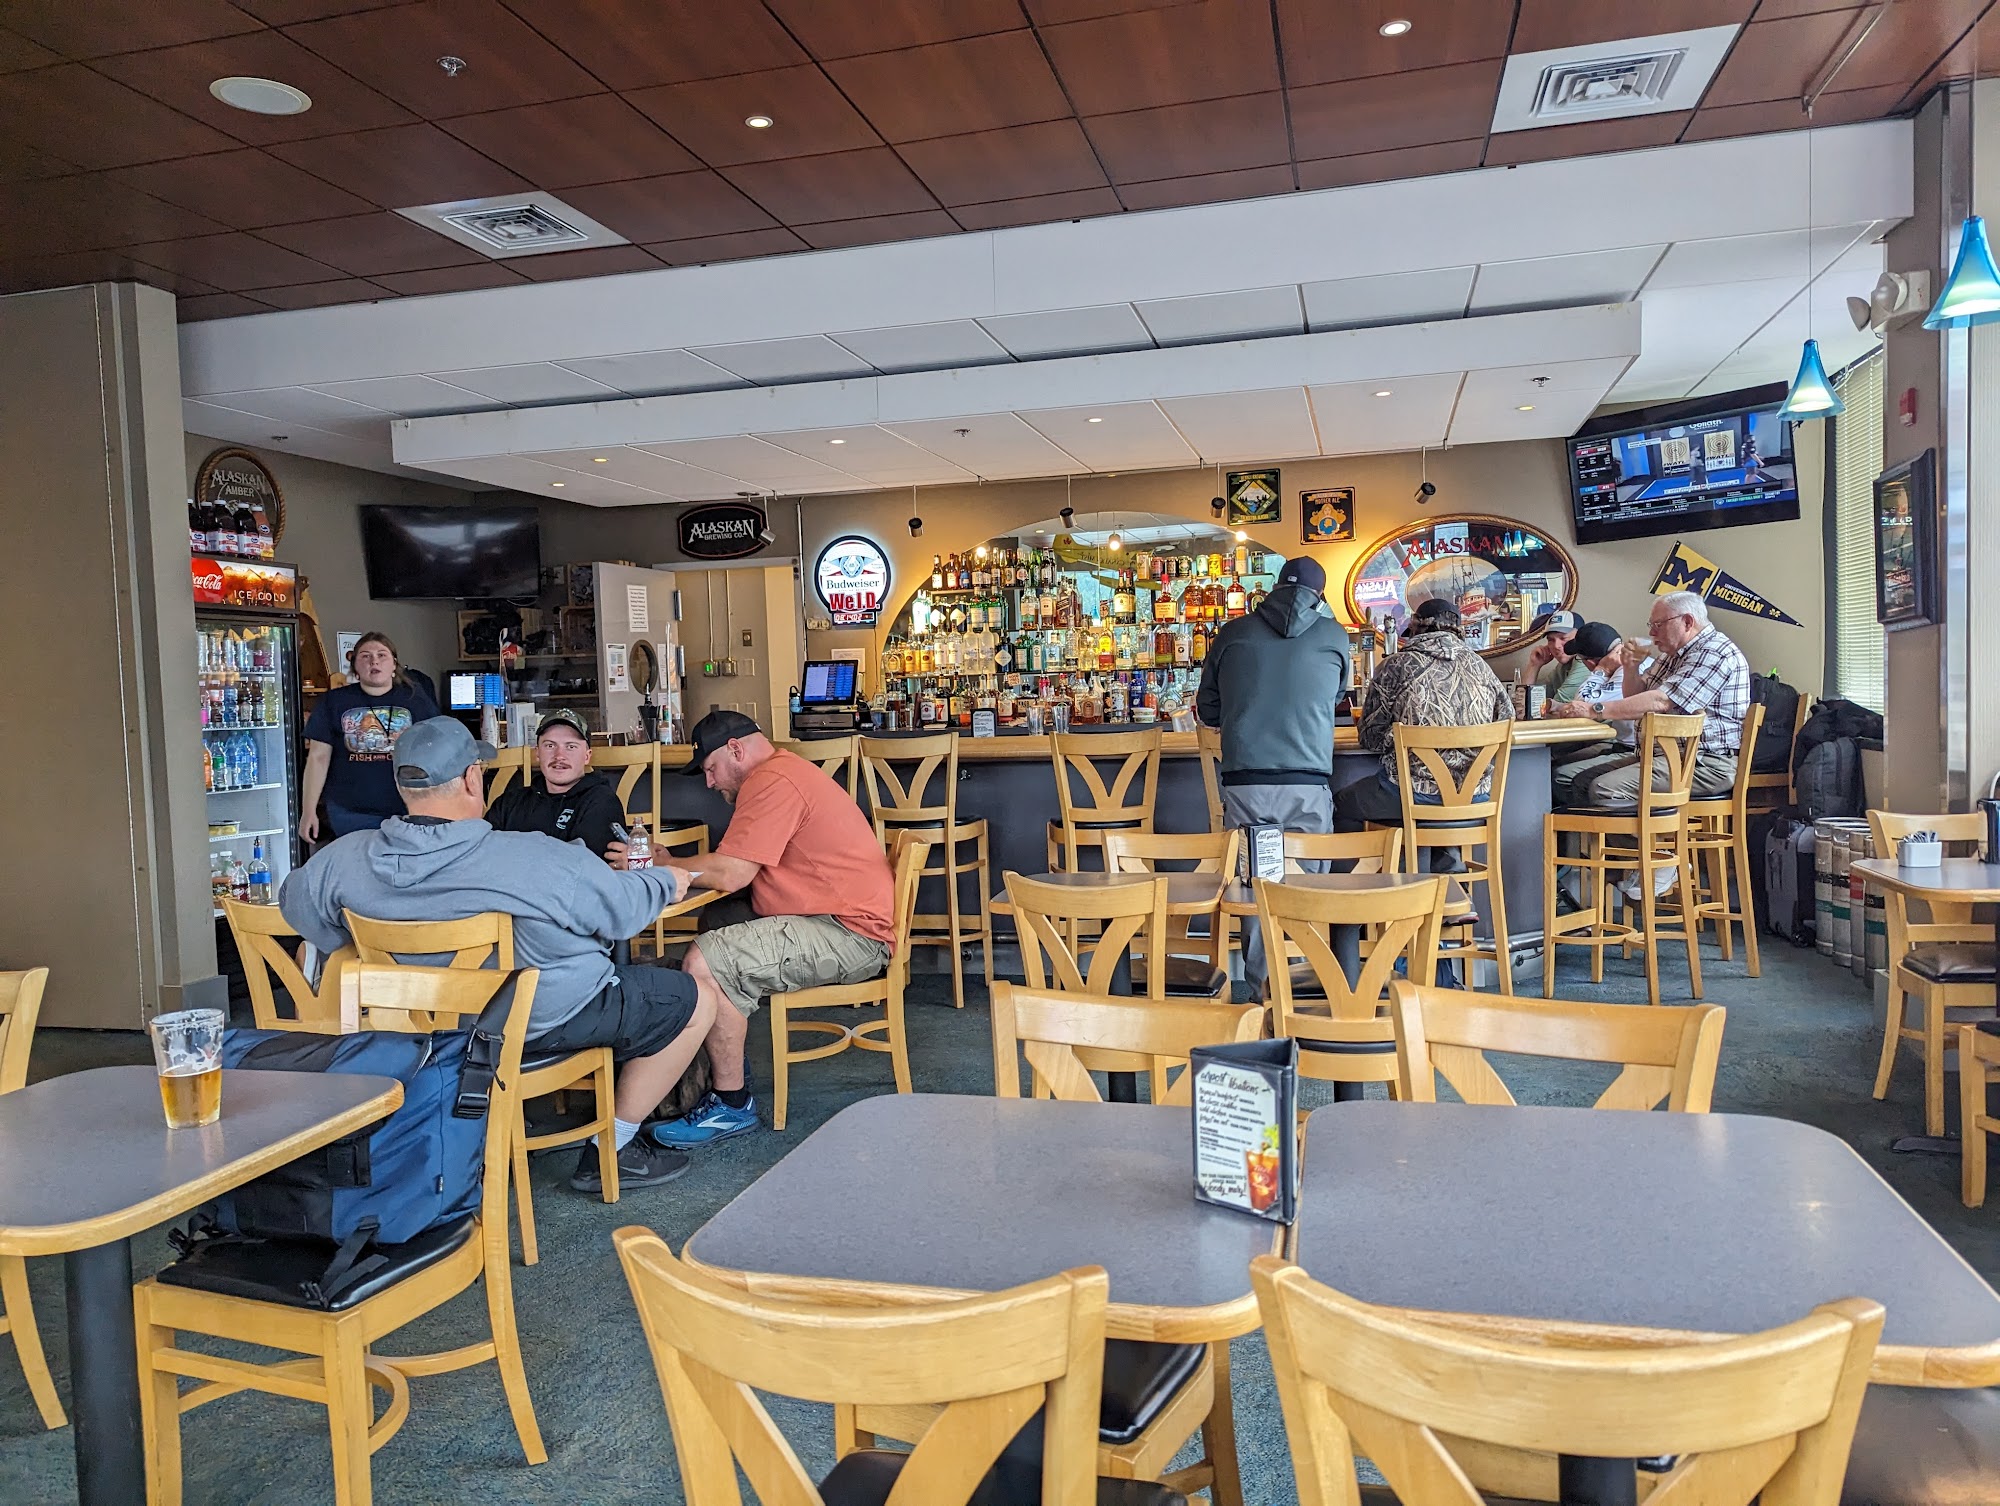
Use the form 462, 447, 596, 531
625, 65, 883, 167
1084, 93, 1290, 182
561, 171, 778, 242
766, 0, 1030, 60
1484, 111, 1691, 165
91, 30, 417, 143
644, 226, 811, 265
258, 210, 481, 274
1290, 59, 1501, 159
0, 65, 240, 169
952, 185, 1124, 228
112, 149, 375, 228
244, 276, 389, 307
794, 209, 965, 249
269, 123, 531, 206
0, 139, 74, 183
1296, 137, 1484, 189
176, 292, 277, 319
1026, 0, 1209, 24
0, 247, 217, 297
0, 175, 226, 257
1040, 0, 1282, 114
1751, 0, 1864, 18
828, 31, 1074, 143
1512, 0, 1757, 54
899, 120, 1109, 206
372, 261, 526, 294
443, 95, 699, 187
124, 231, 346, 287
1117, 162, 1295, 209
1684, 81, 1909, 139
505, 243, 666, 279
232, 0, 424, 23
722, 147, 940, 223
1702, 10, 1866, 105
1277, 0, 1512, 89
282, 0, 603, 119
1833, 0, 1986, 93
0, 29, 61, 72
498, 0, 808, 89
0, 0, 261, 59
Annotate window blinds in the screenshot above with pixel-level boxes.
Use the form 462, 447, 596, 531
1830, 355, 1885, 711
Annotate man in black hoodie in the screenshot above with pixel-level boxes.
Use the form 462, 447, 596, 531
486, 710, 627, 857
1197, 555, 1349, 995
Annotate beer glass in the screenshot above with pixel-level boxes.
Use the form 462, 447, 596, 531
149, 1008, 224, 1128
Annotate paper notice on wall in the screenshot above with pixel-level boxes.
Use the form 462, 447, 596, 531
606, 642, 630, 692
626, 584, 650, 634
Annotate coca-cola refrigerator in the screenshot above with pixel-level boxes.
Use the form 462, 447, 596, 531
192, 554, 303, 917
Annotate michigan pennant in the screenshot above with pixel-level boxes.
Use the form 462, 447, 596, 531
1651, 540, 1801, 626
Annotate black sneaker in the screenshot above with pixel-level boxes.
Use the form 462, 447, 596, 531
570, 1137, 690, 1193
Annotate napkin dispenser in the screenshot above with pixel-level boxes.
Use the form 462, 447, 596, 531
1897, 833, 1943, 868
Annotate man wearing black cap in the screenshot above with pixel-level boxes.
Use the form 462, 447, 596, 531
485, 709, 626, 857
1196, 554, 1349, 996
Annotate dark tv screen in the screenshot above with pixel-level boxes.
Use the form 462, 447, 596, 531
360, 505, 541, 600
1567, 385, 1800, 545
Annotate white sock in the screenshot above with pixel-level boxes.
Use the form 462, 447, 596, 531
614, 1117, 643, 1151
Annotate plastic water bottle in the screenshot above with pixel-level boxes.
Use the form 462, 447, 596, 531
627, 822, 652, 870
240, 732, 259, 786
247, 841, 272, 904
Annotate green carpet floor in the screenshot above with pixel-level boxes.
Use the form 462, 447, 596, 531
1, 935, 1992, 1505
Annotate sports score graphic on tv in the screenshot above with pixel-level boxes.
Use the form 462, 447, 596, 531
1567, 389, 1800, 546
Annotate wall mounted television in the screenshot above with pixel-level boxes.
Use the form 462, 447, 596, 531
1566, 382, 1800, 546
359, 504, 541, 600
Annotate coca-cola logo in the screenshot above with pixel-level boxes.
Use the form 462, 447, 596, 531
193, 569, 223, 593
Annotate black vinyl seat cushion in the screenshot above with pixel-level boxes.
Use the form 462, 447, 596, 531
819, 1448, 1187, 1506
1127, 957, 1230, 999
521, 1046, 594, 1074
1902, 945, 1999, 984
156, 1216, 475, 1311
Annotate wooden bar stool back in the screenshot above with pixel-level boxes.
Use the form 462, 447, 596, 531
344, 910, 608, 1267
1389, 720, 1514, 994
767, 833, 929, 1131
1747, 692, 1814, 810
1868, 808, 1994, 1137
643, 820, 713, 960
591, 743, 660, 834
0, 967, 64, 1429
225, 899, 354, 1032
1196, 723, 1225, 832
991, 982, 1261, 1104
1390, 980, 1726, 1112
861, 732, 992, 1008
481, 746, 530, 809
1684, 701, 1765, 975
780, 735, 862, 798
615, 1230, 1114, 1506
1049, 728, 1162, 872
1542, 712, 1708, 1007
1104, 829, 1239, 976
1253, 1255, 1882, 1506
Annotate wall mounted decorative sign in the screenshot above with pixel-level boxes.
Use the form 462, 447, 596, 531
195, 446, 284, 549
1651, 539, 1801, 626
677, 500, 769, 560
814, 535, 891, 627
1299, 488, 1354, 542
1873, 449, 1937, 629
1225, 468, 1281, 526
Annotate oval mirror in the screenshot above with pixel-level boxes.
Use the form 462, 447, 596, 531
628, 639, 659, 695
1343, 513, 1578, 657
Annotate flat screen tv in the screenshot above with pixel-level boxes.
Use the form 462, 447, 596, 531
359, 504, 541, 600
1566, 383, 1800, 545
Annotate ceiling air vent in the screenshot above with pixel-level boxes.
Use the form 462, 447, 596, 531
1491, 25, 1737, 134
1531, 51, 1684, 119
396, 190, 630, 260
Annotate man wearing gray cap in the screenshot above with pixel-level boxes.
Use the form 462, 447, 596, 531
1524, 608, 1590, 704
280, 717, 713, 1193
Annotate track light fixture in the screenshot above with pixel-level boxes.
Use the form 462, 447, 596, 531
907, 516, 924, 538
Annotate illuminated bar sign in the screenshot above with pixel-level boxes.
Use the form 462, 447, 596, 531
677, 500, 769, 560
192, 555, 297, 610
814, 535, 890, 626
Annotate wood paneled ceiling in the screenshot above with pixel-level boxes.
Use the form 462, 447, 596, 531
0, 0, 1980, 321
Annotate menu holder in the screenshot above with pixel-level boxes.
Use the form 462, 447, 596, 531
1189, 1038, 1299, 1223
1236, 822, 1284, 883
971, 708, 997, 738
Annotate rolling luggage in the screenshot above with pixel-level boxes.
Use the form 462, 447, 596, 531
1764, 816, 1817, 945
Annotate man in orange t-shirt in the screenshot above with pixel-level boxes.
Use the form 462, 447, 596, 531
650, 711, 893, 1147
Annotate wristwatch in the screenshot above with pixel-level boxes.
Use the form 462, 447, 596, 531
1589, 701, 1606, 721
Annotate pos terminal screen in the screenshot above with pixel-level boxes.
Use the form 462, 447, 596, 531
800, 660, 857, 704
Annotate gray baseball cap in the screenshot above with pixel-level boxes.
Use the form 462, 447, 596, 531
393, 716, 496, 789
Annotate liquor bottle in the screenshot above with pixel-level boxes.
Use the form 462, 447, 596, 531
1225, 572, 1247, 619
1154, 582, 1176, 624
247, 841, 272, 905
1112, 571, 1136, 625
1191, 623, 1208, 663
932, 554, 944, 590
1096, 625, 1115, 673
1235, 542, 1249, 576
1020, 590, 1039, 631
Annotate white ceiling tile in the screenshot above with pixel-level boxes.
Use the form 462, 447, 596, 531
1155, 389, 1318, 463
1644, 224, 1876, 290
1468, 246, 1665, 315
307, 374, 503, 416
637, 436, 862, 492
689, 335, 878, 385
1017, 401, 1199, 470
1448, 358, 1626, 445
1302, 268, 1476, 332
1306, 374, 1460, 457
829, 321, 1012, 375
554, 349, 749, 397
433, 362, 626, 405
977, 304, 1156, 360
203, 387, 388, 438
752, 425, 974, 486
880, 413, 1083, 481
1134, 287, 1305, 347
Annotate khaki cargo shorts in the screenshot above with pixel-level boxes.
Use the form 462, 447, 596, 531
693, 914, 891, 1017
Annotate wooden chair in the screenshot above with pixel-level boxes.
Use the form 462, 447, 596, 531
1049, 728, 1162, 872
1253, 1254, 1882, 1506
768, 833, 929, 1132
1543, 712, 1708, 1007
861, 732, 992, 1008
1281, 829, 1403, 874
0, 967, 63, 1430
1685, 701, 1766, 975
135, 965, 548, 1506
1195, 723, 1224, 832
1747, 691, 1814, 810
1388, 720, 1514, 994
992, 982, 1263, 1104
1956, 1022, 2000, 1207
1103, 828, 1240, 976
224, 899, 353, 1032
343, 911, 612, 1268
1257, 875, 1446, 1103
1869, 809, 1995, 1137
593, 742, 661, 836
643, 821, 712, 960
615, 1230, 1124, 1506
481, 746, 530, 810
780, 734, 862, 798
1390, 980, 1727, 1112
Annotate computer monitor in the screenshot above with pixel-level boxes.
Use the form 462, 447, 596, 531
800, 659, 858, 705
447, 672, 479, 710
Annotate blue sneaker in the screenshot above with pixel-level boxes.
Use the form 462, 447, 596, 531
651, 1092, 760, 1147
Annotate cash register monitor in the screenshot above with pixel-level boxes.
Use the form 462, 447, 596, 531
448, 673, 479, 711
800, 659, 858, 705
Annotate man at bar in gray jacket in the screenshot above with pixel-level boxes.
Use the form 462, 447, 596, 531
1196, 555, 1349, 995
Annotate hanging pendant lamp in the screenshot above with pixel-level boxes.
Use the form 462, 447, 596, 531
1776, 338, 1844, 419
1924, 215, 2000, 329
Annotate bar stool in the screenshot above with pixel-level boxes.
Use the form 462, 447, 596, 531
1196, 722, 1225, 832
861, 733, 992, 1009
1683, 701, 1765, 976
1746, 691, 1813, 810
1388, 720, 1514, 994
779, 734, 861, 798
1048, 728, 1162, 871
1542, 712, 1707, 1007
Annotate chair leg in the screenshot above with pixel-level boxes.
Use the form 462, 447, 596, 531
1678, 840, 1704, 1000
324, 1322, 373, 1506
1734, 829, 1762, 978
944, 832, 967, 1010
511, 1118, 539, 1268
1638, 868, 1662, 1008
134, 1293, 182, 1506
1199, 1340, 1245, 1506
1925, 993, 1949, 1139
1707, 843, 1734, 961
770, 1000, 791, 1132
887, 985, 913, 1095
1484, 834, 1512, 997
1541, 818, 1558, 999
1963, 1029, 1989, 1209
2, 1254, 65, 1429
485, 1248, 547, 1465
594, 1058, 620, 1207
977, 828, 995, 990
1874, 981, 1906, 1100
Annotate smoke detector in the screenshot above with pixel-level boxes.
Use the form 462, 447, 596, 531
396, 191, 630, 260
1492, 26, 1738, 133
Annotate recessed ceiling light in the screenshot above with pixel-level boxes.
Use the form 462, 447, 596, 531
745, 114, 774, 129
1379, 19, 1413, 37
209, 76, 312, 116
1517, 404, 1536, 412
829, 438, 847, 445
551, 481, 565, 487
1374, 389, 1393, 398
592, 456, 608, 462
1087, 416, 1104, 423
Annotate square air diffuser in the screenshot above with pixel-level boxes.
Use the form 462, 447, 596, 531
396, 191, 630, 259
1492, 26, 1738, 134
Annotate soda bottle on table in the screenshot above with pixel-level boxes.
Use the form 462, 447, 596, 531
229, 857, 250, 902
247, 841, 272, 904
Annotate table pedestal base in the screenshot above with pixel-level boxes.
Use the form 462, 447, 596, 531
1892, 1133, 1963, 1157
1560, 1455, 1637, 1506
66, 1238, 145, 1506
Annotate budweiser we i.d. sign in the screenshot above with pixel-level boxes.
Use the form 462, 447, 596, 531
814, 535, 891, 626
677, 501, 769, 560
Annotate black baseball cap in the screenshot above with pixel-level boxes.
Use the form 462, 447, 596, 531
1408, 598, 1462, 633
1570, 621, 1620, 661
1277, 556, 1326, 593
681, 708, 763, 774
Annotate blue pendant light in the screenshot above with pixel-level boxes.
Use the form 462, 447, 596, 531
1923, 215, 2000, 329
1776, 338, 1844, 420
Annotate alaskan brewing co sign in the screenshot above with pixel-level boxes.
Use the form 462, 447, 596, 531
815, 535, 891, 626
677, 501, 768, 560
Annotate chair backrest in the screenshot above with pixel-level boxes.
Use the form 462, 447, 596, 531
615, 1229, 1109, 1506
1102, 829, 1240, 875
1867, 809, 1989, 943
1253, 1256, 1882, 1506
1634, 712, 1708, 828
1691, 702, 1766, 822
860, 732, 958, 829
991, 982, 1263, 1104
483, 746, 530, 811
1257, 876, 1445, 1038
1196, 723, 1224, 832
0, 967, 49, 1095
345, 909, 516, 971
1007, 872, 1170, 998
782, 735, 861, 798
1280, 828, 1402, 875
1390, 981, 1727, 1112
593, 743, 661, 830
883, 831, 931, 991
1747, 694, 1814, 802
224, 900, 353, 1033
1050, 729, 1161, 862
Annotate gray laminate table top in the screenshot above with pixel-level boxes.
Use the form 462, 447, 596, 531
1852, 858, 2000, 902
686, 1094, 1280, 1338
997, 871, 1228, 915
0, 1066, 402, 1256
1220, 871, 1448, 914
1296, 1101, 2000, 1384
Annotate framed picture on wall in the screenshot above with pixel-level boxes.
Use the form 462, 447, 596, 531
1299, 488, 1354, 542
1874, 448, 1937, 629
1225, 468, 1281, 526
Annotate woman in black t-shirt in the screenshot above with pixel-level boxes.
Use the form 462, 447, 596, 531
299, 631, 440, 842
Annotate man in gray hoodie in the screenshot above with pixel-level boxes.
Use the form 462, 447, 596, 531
280, 717, 713, 1193
1197, 555, 1349, 994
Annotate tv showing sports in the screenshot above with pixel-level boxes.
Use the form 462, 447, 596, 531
360, 504, 541, 600
1566, 383, 1799, 545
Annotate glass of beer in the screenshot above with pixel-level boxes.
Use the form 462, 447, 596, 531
149, 1008, 224, 1128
